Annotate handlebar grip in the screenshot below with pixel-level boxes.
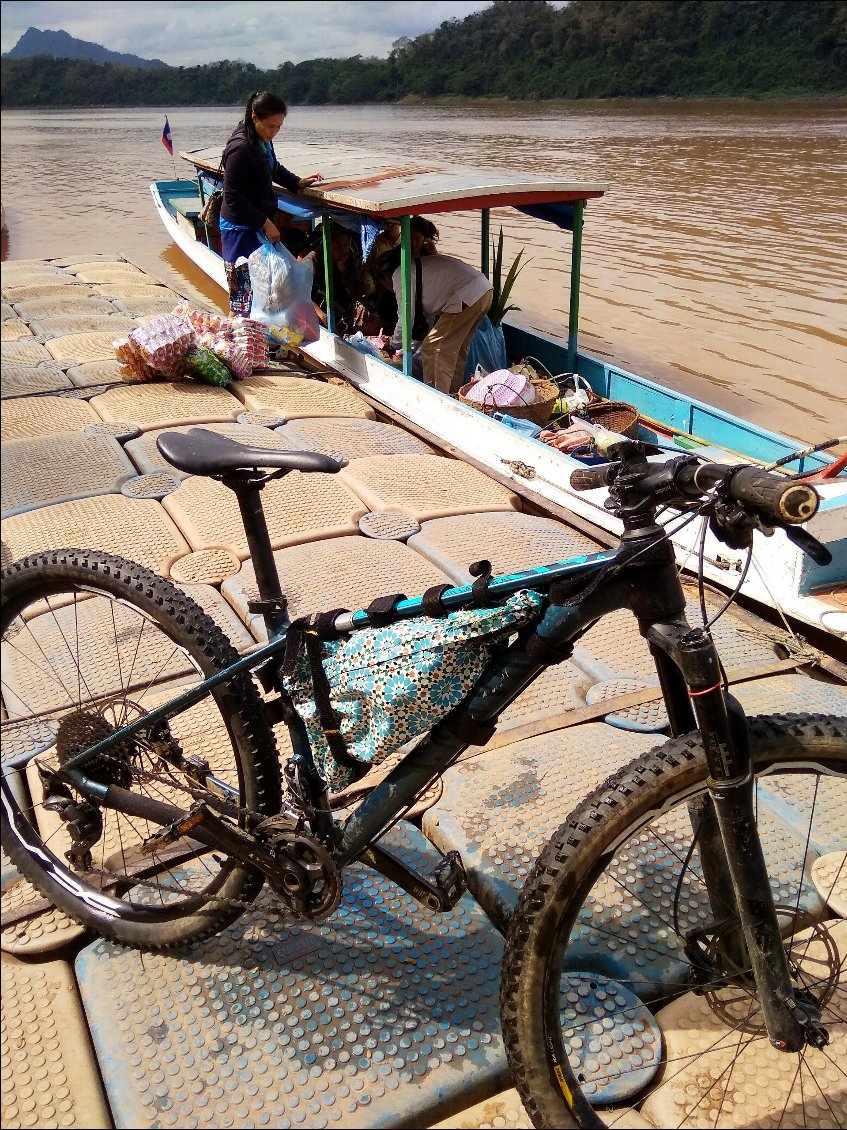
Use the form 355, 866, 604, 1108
570, 464, 618, 492
727, 466, 819, 524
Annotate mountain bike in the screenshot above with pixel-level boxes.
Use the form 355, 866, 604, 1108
2, 427, 844, 1129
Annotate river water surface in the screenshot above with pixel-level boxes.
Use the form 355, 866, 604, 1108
2, 101, 845, 446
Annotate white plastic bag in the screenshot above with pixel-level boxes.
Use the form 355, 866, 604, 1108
247, 235, 320, 346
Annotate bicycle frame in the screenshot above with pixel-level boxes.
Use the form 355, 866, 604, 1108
2, 485, 816, 1055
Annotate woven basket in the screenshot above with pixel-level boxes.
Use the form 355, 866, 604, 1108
572, 400, 640, 438
457, 376, 560, 425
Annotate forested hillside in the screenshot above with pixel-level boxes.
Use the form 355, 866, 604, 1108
2, 0, 844, 107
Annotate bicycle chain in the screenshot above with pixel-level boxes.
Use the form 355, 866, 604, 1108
59, 743, 288, 913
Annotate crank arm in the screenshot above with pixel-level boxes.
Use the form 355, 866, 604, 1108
357, 843, 466, 912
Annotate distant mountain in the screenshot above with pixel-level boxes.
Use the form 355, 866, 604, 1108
1, 2, 845, 107
2, 27, 168, 69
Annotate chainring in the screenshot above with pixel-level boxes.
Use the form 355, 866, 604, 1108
258, 816, 342, 921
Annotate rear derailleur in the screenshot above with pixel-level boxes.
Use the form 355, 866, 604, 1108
38, 768, 103, 872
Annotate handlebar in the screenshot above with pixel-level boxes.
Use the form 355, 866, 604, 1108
571, 455, 820, 526
678, 463, 819, 524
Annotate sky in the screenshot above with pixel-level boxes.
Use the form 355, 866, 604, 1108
0, 1, 565, 68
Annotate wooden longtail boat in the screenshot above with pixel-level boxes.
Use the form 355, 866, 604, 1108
150, 146, 846, 640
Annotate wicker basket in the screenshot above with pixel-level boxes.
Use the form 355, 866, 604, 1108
457, 376, 560, 425
572, 400, 640, 438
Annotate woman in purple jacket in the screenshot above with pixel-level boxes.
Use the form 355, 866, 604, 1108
220, 91, 322, 313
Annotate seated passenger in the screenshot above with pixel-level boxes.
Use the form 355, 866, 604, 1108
364, 221, 401, 291
309, 224, 367, 336
364, 251, 400, 335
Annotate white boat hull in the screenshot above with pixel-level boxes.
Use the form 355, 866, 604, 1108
151, 183, 227, 292
305, 331, 847, 640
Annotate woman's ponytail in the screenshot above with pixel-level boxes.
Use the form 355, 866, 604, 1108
243, 91, 260, 145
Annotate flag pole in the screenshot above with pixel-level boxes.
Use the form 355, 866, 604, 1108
162, 115, 178, 180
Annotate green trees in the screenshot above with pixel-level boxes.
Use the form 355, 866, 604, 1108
1, 1, 844, 107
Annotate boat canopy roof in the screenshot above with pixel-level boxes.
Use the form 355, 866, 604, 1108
181, 144, 606, 229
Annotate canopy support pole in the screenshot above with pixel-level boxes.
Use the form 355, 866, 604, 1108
400, 215, 413, 377
567, 198, 584, 372
321, 217, 335, 334
481, 209, 490, 277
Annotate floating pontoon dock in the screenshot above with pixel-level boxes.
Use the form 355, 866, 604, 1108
2, 257, 845, 1130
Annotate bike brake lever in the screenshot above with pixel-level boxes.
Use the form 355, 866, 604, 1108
784, 525, 832, 566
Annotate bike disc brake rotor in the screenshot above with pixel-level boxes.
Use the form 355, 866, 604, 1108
701, 909, 841, 1034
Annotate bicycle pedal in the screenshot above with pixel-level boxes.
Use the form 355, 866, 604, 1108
358, 843, 466, 912
433, 850, 466, 910
140, 804, 208, 855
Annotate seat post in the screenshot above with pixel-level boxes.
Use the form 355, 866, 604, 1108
225, 474, 289, 639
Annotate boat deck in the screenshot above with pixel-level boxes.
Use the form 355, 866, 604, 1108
2, 258, 846, 1130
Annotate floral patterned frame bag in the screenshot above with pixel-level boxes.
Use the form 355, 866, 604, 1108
281, 589, 544, 791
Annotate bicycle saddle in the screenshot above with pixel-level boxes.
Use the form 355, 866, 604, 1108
156, 428, 341, 476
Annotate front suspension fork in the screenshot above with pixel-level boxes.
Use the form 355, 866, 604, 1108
649, 622, 827, 1052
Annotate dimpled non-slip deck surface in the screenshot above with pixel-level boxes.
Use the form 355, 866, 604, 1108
0, 395, 101, 441
407, 509, 603, 582
162, 471, 368, 559
0, 494, 190, 574
1, 363, 74, 398
1, 320, 35, 341
76, 822, 510, 1130
30, 314, 139, 339
1, 955, 112, 1128
90, 382, 244, 432
1, 431, 137, 517
1, 875, 87, 956
424, 712, 841, 999
11, 295, 118, 319
44, 331, 127, 364
233, 373, 377, 420
221, 533, 450, 641
280, 417, 435, 460
423, 724, 659, 931
2, 339, 55, 365
66, 358, 127, 387
339, 454, 520, 521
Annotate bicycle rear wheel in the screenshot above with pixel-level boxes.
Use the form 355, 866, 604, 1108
501, 714, 847, 1129
1, 549, 282, 948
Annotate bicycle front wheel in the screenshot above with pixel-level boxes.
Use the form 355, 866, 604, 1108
1, 549, 282, 948
501, 714, 847, 1129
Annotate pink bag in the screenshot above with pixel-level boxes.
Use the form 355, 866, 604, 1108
464, 368, 536, 408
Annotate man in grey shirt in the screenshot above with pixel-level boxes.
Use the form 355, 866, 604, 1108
388, 249, 493, 394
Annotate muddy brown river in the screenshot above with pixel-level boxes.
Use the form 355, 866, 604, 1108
2, 100, 845, 445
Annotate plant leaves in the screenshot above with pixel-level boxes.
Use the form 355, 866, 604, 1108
489, 227, 529, 326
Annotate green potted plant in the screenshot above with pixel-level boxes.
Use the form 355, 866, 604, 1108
465, 228, 529, 378
489, 226, 527, 327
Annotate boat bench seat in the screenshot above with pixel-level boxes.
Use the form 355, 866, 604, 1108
173, 196, 203, 219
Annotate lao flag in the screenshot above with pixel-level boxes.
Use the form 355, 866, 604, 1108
161, 117, 173, 155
